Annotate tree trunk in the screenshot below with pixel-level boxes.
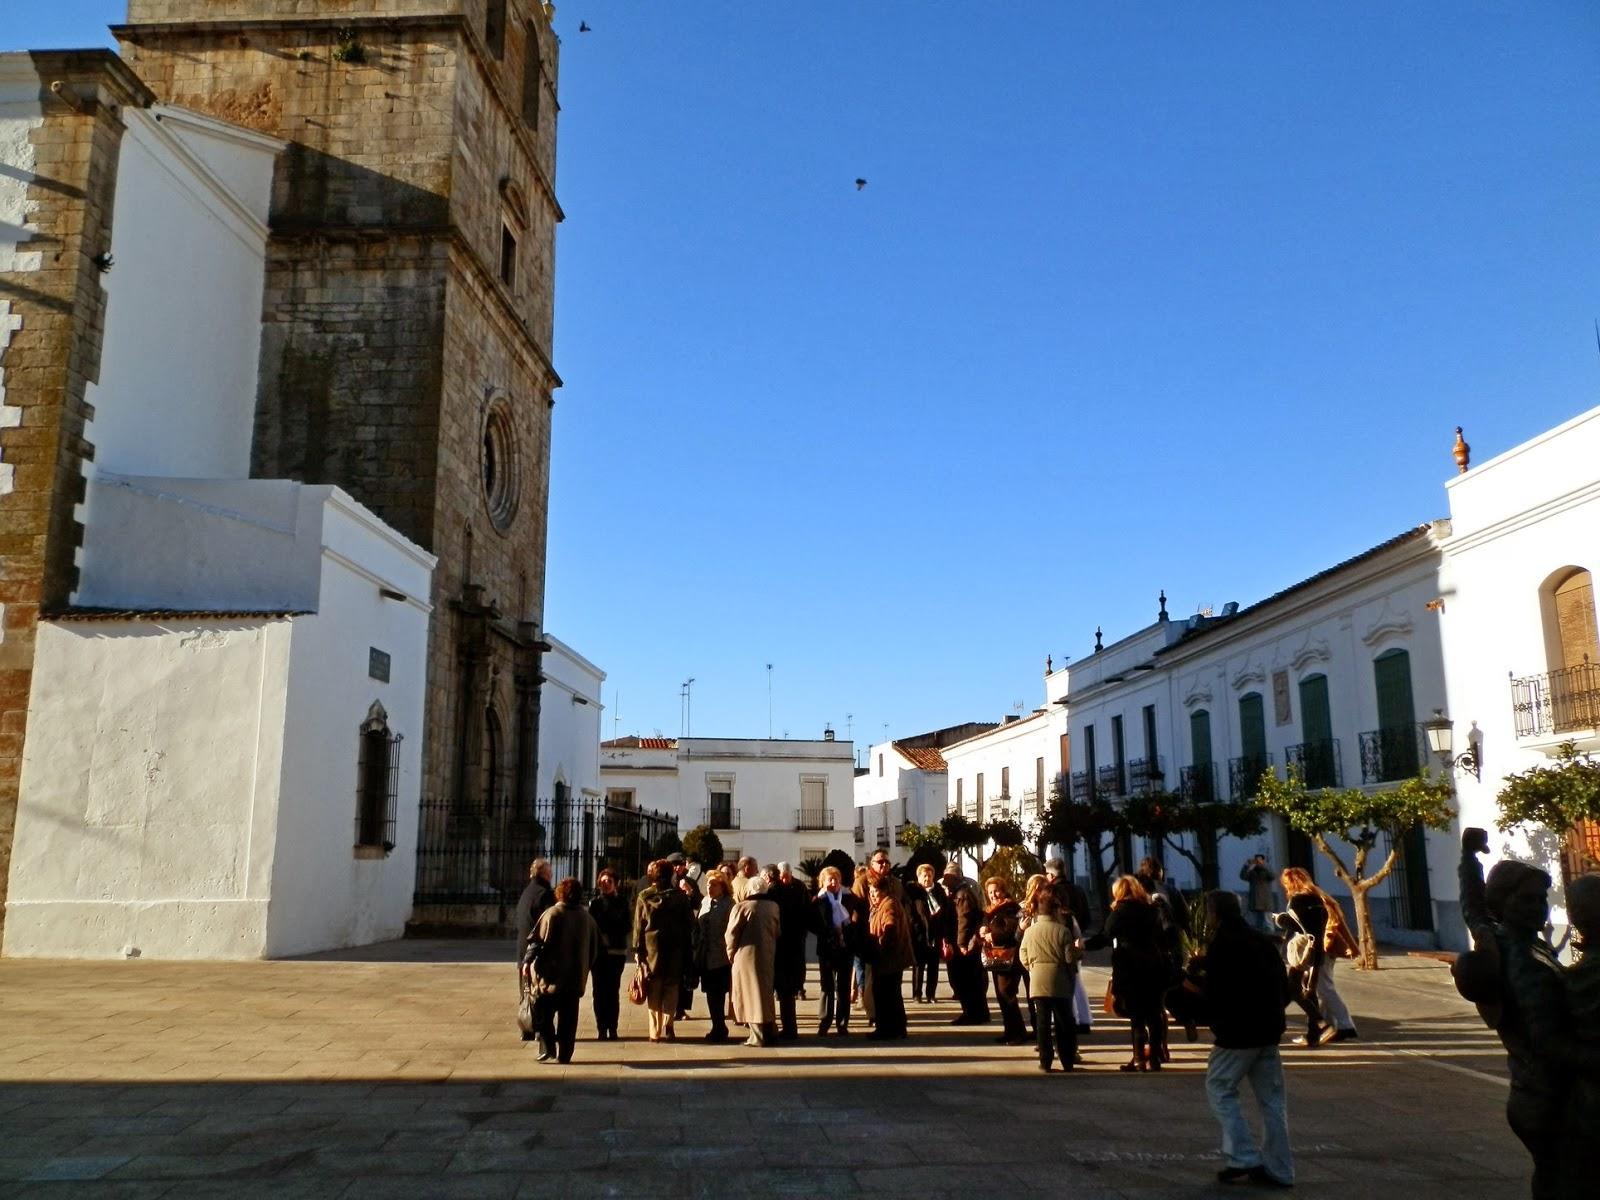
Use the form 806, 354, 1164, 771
1350, 882, 1378, 971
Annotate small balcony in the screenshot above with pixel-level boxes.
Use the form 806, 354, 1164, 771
1286, 738, 1342, 789
1359, 724, 1423, 785
794, 808, 833, 831
1096, 763, 1126, 798
1179, 762, 1218, 804
1128, 756, 1165, 795
1020, 788, 1040, 823
702, 806, 740, 830
1511, 664, 1600, 739
1069, 770, 1095, 803
876, 826, 890, 848
1228, 752, 1274, 801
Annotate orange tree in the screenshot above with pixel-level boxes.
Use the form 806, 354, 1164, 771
1256, 767, 1454, 969
1496, 741, 1600, 883
1122, 790, 1265, 890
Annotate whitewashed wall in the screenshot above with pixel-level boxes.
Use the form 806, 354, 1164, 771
944, 708, 1065, 874
4, 616, 293, 958
84, 107, 281, 481
538, 636, 605, 801
1439, 405, 1600, 933
852, 740, 948, 864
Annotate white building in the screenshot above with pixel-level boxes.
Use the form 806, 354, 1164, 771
537, 636, 606, 805
602, 734, 856, 870
851, 731, 957, 862
1, 57, 434, 959
1438, 408, 1600, 909
943, 700, 1069, 845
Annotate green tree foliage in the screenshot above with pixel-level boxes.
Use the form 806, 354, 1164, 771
986, 818, 1025, 848
796, 855, 827, 883
680, 824, 724, 869
897, 822, 946, 853
978, 845, 1043, 899
1121, 791, 1265, 889
1496, 741, 1600, 837
651, 829, 683, 859
821, 848, 857, 881
939, 813, 986, 858
1256, 768, 1454, 969
1036, 792, 1123, 898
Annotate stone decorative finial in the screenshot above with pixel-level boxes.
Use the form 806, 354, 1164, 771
1045, 654, 1053, 674
1453, 426, 1471, 474
1158, 589, 1168, 621
1094, 626, 1104, 653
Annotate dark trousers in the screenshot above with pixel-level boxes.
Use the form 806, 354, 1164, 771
534, 990, 580, 1062
872, 967, 907, 1038
700, 965, 731, 1038
591, 954, 624, 1036
1034, 997, 1077, 1069
993, 970, 1027, 1039
951, 952, 990, 1021
818, 954, 853, 1032
912, 946, 940, 1001
1507, 1087, 1563, 1200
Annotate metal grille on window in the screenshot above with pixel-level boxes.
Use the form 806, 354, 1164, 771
356, 702, 401, 852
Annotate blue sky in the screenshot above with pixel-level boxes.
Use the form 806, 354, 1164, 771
12, 3, 1600, 753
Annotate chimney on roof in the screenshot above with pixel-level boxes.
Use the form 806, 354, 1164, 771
823, 724, 835, 741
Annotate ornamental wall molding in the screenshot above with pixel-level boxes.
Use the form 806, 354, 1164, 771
1361, 598, 1414, 648
1290, 636, 1332, 672
1182, 677, 1214, 709
1231, 659, 1268, 690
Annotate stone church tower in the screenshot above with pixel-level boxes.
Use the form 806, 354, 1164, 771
114, 0, 562, 925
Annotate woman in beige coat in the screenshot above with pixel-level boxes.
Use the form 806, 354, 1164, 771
725, 874, 781, 1046
1019, 888, 1082, 1072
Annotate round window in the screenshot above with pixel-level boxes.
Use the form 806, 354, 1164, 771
480, 399, 520, 532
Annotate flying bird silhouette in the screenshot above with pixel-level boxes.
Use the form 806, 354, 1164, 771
579, 20, 591, 32
854, 178, 867, 191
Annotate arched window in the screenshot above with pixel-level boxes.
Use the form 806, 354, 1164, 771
356, 702, 401, 852
1542, 567, 1598, 672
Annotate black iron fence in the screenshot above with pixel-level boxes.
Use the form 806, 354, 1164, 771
413, 794, 678, 907
1070, 770, 1095, 803
1359, 724, 1423, 784
1511, 664, 1600, 738
1128, 756, 1164, 795
795, 808, 834, 831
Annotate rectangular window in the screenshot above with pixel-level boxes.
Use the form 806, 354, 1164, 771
1111, 714, 1125, 774
522, 31, 541, 127
1143, 705, 1158, 758
975, 771, 985, 821
355, 719, 401, 852
1000, 765, 1010, 798
707, 775, 734, 827
485, 0, 506, 58
878, 753, 883, 776
1036, 756, 1045, 800
955, 777, 963, 812
499, 225, 516, 287
605, 788, 635, 808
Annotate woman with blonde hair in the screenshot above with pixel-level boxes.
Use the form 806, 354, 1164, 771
811, 865, 862, 1035
1085, 874, 1171, 1071
1276, 866, 1358, 1045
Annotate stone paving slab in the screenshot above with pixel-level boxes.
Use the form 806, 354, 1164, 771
0, 946, 1526, 1197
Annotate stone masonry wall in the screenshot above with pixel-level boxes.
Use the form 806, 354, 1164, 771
0, 54, 149, 939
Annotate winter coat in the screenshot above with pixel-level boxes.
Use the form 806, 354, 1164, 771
1239, 861, 1275, 913
982, 899, 1024, 974
513, 876, 553, 959
526, 900, 600, 998
589, 892, 631, 959
812, 891, 859, 965
947, 878, 984, 953
696, 895, 733, 971
1198, 917, 1289, 1048
1019, 913, 1081, 999
1085, 899, 1170, 1005
868, 888, 914, 974
726, 895, 780, 1025
772, 879, 812, 996
632, 883, 694, 983
1050, 877, 1091, 930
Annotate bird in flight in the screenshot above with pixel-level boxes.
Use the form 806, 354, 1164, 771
854, 178, 867, 191
579, 20, 591, 32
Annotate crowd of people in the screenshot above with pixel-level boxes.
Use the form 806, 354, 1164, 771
513, 837, 1598, 1195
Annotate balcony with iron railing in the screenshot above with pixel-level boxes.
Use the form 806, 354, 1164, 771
795, 808, 834, 831
1020, 788, 1041, 823
895, 820, 912, 842
702, 806, 741, 830
1286, 738, 1342, 789
1097, 763, 1126, 798
1069, 770, 1095, 803
853, 820, 865, 843
1128, 756, 1165, 795
1179, 761, 1218, 804
1511, 663, 1600, 739
1359, 724, 1424, 785
1228, 752, 1274, 801
876, 826, 891, 848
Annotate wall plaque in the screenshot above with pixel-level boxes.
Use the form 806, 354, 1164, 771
1272, 669, 1292, 726
369, 647, 391, 683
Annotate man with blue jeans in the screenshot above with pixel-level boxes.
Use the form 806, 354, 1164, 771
1195, 890, 1294, 1188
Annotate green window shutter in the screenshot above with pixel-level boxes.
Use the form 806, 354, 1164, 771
1190, 710, 1213, 766
1299, 674, 1331, 744
1239, 693, 1266, 760
1374, 650, 1415, 732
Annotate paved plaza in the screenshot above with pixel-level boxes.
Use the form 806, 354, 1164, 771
0, 944, 1527, 1198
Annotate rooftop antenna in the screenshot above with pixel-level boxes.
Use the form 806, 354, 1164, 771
680, 678, 695, 737
766, 663, 773, 739
612, 690, 620, 740
845, 713, 853, 740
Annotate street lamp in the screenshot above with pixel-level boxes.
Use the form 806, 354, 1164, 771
1422, 710, 1480, 782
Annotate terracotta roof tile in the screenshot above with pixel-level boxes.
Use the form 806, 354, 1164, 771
894, 743, 947, 772
602, 735, 679, 750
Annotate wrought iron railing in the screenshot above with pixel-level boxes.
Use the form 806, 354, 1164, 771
1511, 664, 1600, 738
1179, 761, 1218, 804
1359, 724, 1423, 785
1129, 756, 1165, 795
1020, 788, 1040, 823
1069, 770, 1095, 803
1097, 763, 1126, 798
1286, 738, 1342, 789
795, 808, 834, 831
1228, 752, 1274, 801
876, 826, 891, 848
702, 806, 740, 830
413, 793, 678, 906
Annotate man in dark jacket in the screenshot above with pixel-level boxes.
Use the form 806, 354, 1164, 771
1195, 890, 1293, 1188
941, 861, 990, 1025
770, 862, 812, 1040
908, 863, 947, 1003
514, 858, 554, 963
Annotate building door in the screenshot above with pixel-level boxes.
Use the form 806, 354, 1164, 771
1189, 709, 1218, 887
1291, 676, 1332, 876
1373, 649, 1432, 930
